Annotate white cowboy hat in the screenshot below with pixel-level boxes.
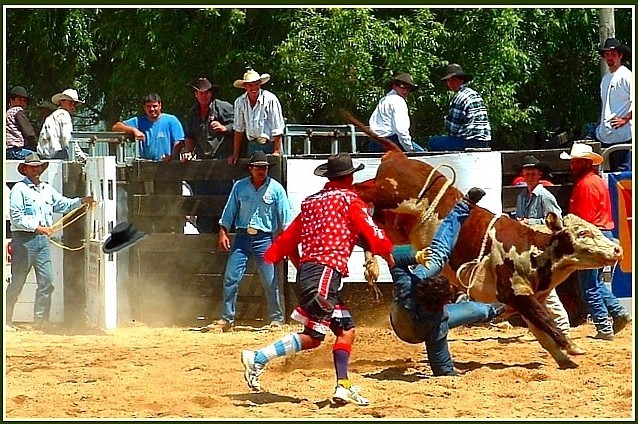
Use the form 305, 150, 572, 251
51, 88, 84, 106
560, 142, 603, 166
233, 69, 271, 88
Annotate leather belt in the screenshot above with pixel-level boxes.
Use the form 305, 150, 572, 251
238, 227, 270, 236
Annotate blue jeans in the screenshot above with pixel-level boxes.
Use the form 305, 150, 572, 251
429, 135, 490, 151
368, 134, 425, 153
578, 231, 627, 334
247, 140, 276, 156
6, 232, 55, 323
6, 147, 35, 160
389, 200, 473, 376
221, 231, 284, 324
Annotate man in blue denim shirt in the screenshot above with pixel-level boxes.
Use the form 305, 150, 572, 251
211, 151, 292, 332
6, 153, 95, 330
389, 187, 505, 376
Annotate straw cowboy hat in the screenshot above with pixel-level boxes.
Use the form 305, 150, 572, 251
247, 151, 271, 168
390, 73, 419, 92
440, 63, 473, 82
560, 142, 603, 166
51, 88, 84, 106
103, 221, 147, 254
17, 152, 49, 175
233, 69, 271, 88
314, 153, 364, 178
189, 77, 218, 93
598, 38, 631, 60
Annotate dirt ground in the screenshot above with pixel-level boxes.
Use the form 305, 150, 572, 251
3, 314, 634, 420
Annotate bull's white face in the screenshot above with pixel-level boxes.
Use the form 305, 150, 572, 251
556, 214, 623, 268
489, 213, 624, 297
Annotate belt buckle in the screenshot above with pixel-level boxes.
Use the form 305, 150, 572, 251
246, 227, 258, 235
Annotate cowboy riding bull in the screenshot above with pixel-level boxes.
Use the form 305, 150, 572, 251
345, 114, 623, 369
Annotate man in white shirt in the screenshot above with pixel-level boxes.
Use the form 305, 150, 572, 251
37, 88, 88, 162
368, 73, 424, 153
595, 38, 632, 172
228, 69, 285, 165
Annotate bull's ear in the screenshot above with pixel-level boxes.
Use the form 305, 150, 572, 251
545, 212, 562, 232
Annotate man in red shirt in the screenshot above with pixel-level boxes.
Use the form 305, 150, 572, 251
241, 153, 395, 406
561, 143, 631, 340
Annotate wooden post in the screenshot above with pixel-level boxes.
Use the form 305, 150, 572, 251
598, 8, 615, 78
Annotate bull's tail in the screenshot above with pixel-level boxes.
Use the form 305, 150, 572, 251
341, 110, 403, 153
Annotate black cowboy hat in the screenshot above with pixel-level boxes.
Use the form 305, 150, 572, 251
314, 153, 364, 178
519, 155, 552, 177
189, 77, 219, 93
247, 150, 271, 167
598, 38, 631, 60
17, 152, 49, 176
390, 73, 419, 92
440, 63, 473, 82
9, 86, 29, 99
103, 221, 147, 254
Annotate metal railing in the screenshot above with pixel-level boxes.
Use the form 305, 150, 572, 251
71, 131, 137, 165
601, 143, 632, 172
284, 124, 368, 155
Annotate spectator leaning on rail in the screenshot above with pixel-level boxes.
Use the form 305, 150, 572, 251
227, 69, 285, 165
429, 63, 492, 151
594, 37, 632, 172
6, 86, 38, 160
368, 73, 425, 153
112, 93, 185, 162
561, 142, 631, 341
6, 153, 96, 331
176, 77, 235, 161
37, 88, 88, 162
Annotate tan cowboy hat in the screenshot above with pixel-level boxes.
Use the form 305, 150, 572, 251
233, 69, 271, 88
17, 152, 49, 175
51, 88, 84, 106
441, 63, 473, 82
390, 73, 419, 92
314, 153, 364, 178
560, 142, 603, 166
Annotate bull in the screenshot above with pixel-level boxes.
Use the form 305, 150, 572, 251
346, 113, 623, 369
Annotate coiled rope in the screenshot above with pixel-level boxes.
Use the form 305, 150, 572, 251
48, 202, 97, 251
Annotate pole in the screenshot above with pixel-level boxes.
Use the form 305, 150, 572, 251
598, 8, 615, 78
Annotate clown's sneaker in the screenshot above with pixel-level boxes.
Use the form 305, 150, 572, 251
241, 350, 264, 391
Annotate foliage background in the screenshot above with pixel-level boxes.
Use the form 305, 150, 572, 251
4, 7, 633, 150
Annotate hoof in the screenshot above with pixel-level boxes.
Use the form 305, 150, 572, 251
558, 359, 579, 369
566, 344, 586, 356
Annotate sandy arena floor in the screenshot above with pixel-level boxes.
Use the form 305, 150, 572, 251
3, 313, 634, 420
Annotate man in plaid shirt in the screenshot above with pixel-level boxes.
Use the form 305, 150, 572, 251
429, 64, 491, 151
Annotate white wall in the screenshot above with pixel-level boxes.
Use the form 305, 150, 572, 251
285, 152, 504, 283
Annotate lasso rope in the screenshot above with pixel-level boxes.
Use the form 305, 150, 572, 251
456, 213, 506, 296
417, 163, 457, 223
48, 202, 97, 251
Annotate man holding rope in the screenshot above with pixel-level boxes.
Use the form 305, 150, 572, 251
6, 153, 96, 331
